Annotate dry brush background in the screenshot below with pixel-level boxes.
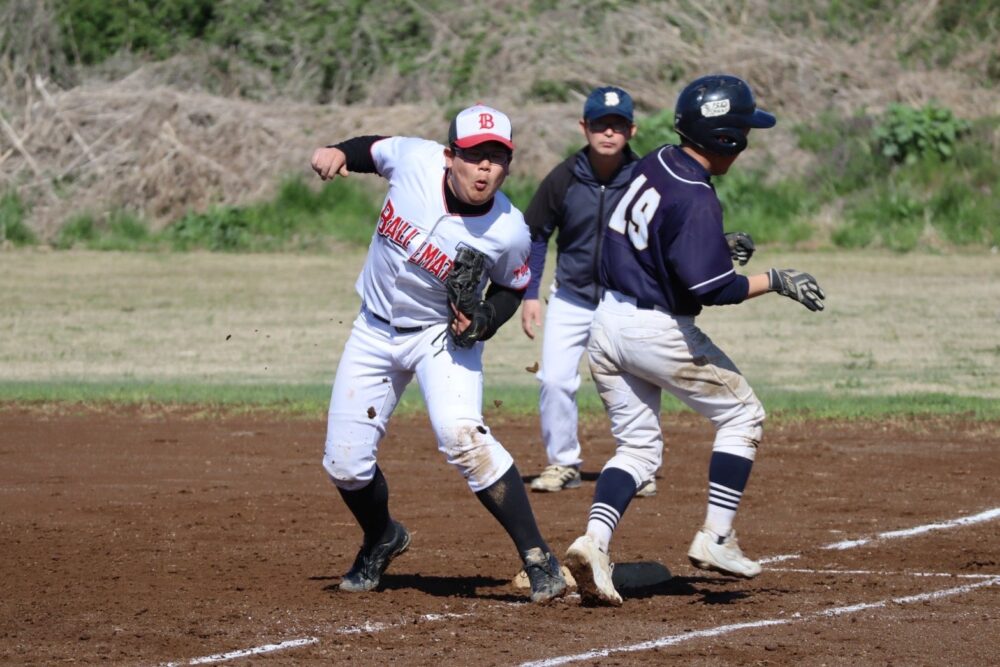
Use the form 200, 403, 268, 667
1, 0, 998, 239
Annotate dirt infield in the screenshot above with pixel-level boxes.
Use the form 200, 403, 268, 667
2, 405, 998, 666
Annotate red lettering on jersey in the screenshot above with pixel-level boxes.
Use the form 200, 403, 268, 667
479, 113, 494, 130
408, 244, 456, 281
375, 199, 421, 250
401, 228, 420, 248
426, 252, 449, 279
513, 263, 529, 281
410, 243, 441, 270
391, 218, 413, 246
378, 199, 395, 231
382, 216, 401, 239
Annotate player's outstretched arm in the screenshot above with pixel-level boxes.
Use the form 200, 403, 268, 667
741, 270, 826, 312
767, 268, 826, 311
310, 146, 349, 181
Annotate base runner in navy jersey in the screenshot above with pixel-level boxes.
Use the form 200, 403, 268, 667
563, 74, 826, 606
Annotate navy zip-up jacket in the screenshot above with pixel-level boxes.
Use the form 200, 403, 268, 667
524, 145, 640, 305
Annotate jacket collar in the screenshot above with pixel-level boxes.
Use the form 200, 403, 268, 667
572, 145, 639, 186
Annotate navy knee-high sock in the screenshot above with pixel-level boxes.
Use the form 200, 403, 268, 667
585, 467, 637, 552
705, 451, 754, 535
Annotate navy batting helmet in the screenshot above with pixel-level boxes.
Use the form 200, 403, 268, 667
674, 74, 776, 156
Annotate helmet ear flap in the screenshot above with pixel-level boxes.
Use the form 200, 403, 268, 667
676, 122, 747, 156
707, 127, 748, 155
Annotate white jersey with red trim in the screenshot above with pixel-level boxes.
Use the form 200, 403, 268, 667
356, 136, 531, 329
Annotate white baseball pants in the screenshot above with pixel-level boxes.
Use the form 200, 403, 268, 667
587, 290, 765, 487
323, 308, 514, 492
536, 288, 597, 468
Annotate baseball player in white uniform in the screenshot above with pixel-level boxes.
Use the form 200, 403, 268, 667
310, 104, 566, 603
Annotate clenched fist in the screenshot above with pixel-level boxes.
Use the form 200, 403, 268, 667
311, 146, 349, 180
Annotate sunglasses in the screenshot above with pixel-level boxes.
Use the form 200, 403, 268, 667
587, 118, 632, 134
455, 146, 512, 166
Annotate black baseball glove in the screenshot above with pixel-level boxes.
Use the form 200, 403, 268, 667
446, 246, 494, 348
725, 231, 756, 266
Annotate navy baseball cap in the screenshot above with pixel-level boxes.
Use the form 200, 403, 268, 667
583, 86, 634, 122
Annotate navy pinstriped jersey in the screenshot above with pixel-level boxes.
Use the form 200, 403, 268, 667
598, 145, 748, 316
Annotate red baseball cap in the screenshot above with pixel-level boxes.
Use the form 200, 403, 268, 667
448, 104, 514, 151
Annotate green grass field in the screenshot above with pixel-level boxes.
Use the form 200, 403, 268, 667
2, 249, 998, 418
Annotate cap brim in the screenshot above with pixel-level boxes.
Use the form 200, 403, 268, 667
454, 134, 514, 150
747, 109, 776, 128
584, 109, 634, 122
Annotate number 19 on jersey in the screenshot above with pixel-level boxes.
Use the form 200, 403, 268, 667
608, 175, 660, 251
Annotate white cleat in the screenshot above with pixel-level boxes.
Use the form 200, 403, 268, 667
687, 527, 762, 579
564, 535, 623, 606
635, 478, 657, 497
530, 464, 582, 492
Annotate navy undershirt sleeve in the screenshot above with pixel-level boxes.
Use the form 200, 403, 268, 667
524, 239, 548, 300
330, 135, 386, 174
697, 274, 750, 305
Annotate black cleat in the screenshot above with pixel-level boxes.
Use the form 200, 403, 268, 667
339, 520, 411, 592
523, 547, 567, 603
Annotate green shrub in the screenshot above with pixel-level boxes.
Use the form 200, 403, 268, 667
873, 102, 971, 165
768, 0, 899, 41
55, 209, 151, 250
449, 42, 482, 98
163, 206, 251, 252
55, 213, 97, 249
501, 174, 539, 213
833, 113, 998, 250
630, 109, 679, 157
0, 192, 35, 246
300, 177, 385, 247
796, 113, 881, 199
526, 79, 571, 103
56, 0, 215, 64
927, 179, 998, 245
834, 186, 926, 251
902, 1, 999, 79
715, 170, 816, 245
209, 1, 434, 103
161, 176, 381, 251
90, 210, 152, 250
900, 125, 999, 246
54, 0, 436, 103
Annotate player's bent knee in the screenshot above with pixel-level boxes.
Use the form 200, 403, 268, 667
436, 421, 513, 492
713, 420, 764, 461
606, 448, 662, 486
322, 453, 375, 491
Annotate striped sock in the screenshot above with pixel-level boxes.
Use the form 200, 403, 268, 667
704, 452, 753, 536
585, 467, 636, 552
